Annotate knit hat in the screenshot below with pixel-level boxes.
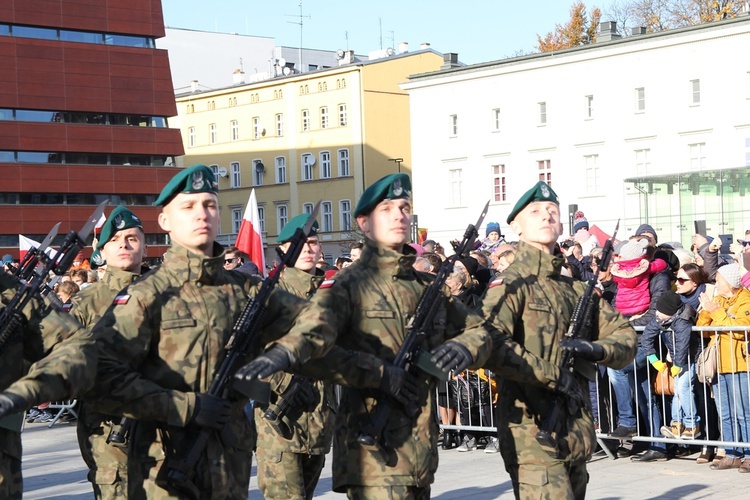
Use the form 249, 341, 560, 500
656, 291, 682, 316
1, 254, 12, 265
458, 257, 479, 278
717, 263, 742, 289
573, 211, 589, 233
636, 223, 657, 243
486, 222, 501, 237
618, 239, 648, 261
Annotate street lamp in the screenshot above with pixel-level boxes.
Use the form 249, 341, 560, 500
388, 157, 404, 173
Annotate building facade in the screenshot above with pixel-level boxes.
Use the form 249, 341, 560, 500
403, 16, 750, 249
175, 49, 446, 264
0, 0, 184, 260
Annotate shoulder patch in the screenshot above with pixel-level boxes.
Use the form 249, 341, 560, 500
489, 278, 504, 288
62, 303, 72, 312
319, 279, 335, 289
113, 294, 130, 305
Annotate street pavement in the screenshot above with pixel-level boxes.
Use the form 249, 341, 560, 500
21, 421, 748, 499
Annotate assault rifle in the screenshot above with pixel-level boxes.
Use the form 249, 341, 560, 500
162, 202, 321, 498
0, 201, 106, 352
262, 375, 316, 439
535, 220, 620, 455
356, 200, 490, 466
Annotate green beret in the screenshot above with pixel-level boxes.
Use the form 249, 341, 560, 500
277, 213, 319, 243
354, 173, 412, 217
153, 164, 218, 206
97, 206, 143, 250
506, 181, 559, 224
90, 249, 106, 269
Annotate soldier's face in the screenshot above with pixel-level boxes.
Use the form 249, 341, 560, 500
510, 201, 561, 254
159, 192, 219, 256
357, 198, 411, 251
102, 227, 145, 273
281, 237, 321, 274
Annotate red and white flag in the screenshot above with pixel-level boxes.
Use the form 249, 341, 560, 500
234, 189, 266, 277
94, 212, 107, 233
19, 234, 55, 261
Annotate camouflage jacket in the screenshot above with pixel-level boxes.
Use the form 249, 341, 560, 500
90, 242, 311, 498
70, 266, 140, 327
279, 240, 492, 491
480, 242, 636, 464
255, 266, 335, 455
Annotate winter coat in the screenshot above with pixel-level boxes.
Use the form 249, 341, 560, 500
697, 288, 750, 374
641, 304, 698, 369
612, 257, 668, 316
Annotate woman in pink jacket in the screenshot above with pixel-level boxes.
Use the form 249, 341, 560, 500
611, 238, 668, 318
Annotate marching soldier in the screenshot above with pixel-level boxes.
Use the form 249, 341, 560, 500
237, 173, 492, 499
255, 213, 334, 499
479, 181, 636, 499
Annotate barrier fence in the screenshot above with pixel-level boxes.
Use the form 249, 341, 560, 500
438, 326, 750, 458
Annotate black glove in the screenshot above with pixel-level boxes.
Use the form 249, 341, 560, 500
430, 341, 473, 375
189, 393, 231, 430
559, 338, 606, 362
0, 393, 27, 419
234, 345, 295, 381
380, 363, 419, 406
554, 370, 587, 414
281, 379, 316, 410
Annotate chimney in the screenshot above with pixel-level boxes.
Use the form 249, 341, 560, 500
440, 52, 460, 70
420, 42, 431, 50
398, 41, 409, 54
631, 26, 647, 36
597, 21, 622, 42
190, 80, 199, 93
232, 69, 245, 85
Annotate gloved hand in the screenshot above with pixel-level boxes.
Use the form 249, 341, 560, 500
559, 338, 606, 362
0, 393, 27, 419
234, 345, 295, 381
430, 341, 473, 375
189, 393, 231, 430
554, 369, 587, 413
380, 363, 419, 407
670, 365, 682, 377
281, 379, 316, 410
647, 354, 667, 373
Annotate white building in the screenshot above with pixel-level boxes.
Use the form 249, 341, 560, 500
403, 16, 750, 249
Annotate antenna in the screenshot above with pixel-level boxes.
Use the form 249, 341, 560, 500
345, 30, 349, 50
286, 0, 311, 73
379, 17, 383, 49
240, 57, 244, 72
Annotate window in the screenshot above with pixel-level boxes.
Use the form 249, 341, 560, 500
302, 154, 314, 181
449, 169, 463, 206
231, 120, 239, 141
257, 206, 265, 233
340, 200, 352, 231
231, 207, 242, 233
188, 127, 195, 147
537, 160, 552, 185
585, 95, 594, 119
689, 143, 707, 171
583, 154, 599, 195
690, 79, 701, 106
207, 101, 215, 110
209, 123, 217, 144
187, 104, 194, 114
492, 165, 506, 202
276, 113, 283, 136
320, 106, 329, 129
253, 159, 264, 186
338, 104, 347, 126
635, 87, 646, 112
635, 149, 651, 176
277, 205, 288, 232
302, 202, 314, 214
320, 151, 331, 178
338, 149, 350, 176
321, 202, 333, 232
492, 108, 501, 131
252, 117, 260, 139
230, 161, 241, 188
229, 97, 237, 107
538, 102, 547, 125
302, 109, 310, 132
209, 164, 219, 181
449, 114, 458, 136
275, 156, 286, 183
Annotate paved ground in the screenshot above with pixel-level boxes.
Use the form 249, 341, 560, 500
21, 421, 748, 499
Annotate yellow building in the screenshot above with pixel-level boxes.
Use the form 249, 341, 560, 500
175, 49, 446, 265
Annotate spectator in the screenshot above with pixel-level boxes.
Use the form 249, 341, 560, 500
572, 211, 599, 257
421, 252, 443, 274
413, 256, 431, 273
223, 245, 243, 270
675, 264, 710, 310
2, 254, 14, 273
85, 269, 99, 284
69, 250, 90, 271
495, 248, 516, 274
69, 269, 88, 289
334, 256, 351, 269
490, 243, 515, 271
692, 234, 721, 281
697, 263, 750, 471
57, 280, 79, 304
348, 241, 363, 262
478, 222, 505, 253
636, 223, 658, 243
422, 240, 436, 253
611, 238, 668, 320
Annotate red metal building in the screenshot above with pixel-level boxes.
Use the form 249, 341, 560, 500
0, 0, 183, 260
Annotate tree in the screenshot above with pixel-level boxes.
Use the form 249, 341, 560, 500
603, 0, 746, 36
538, 2, 603, 52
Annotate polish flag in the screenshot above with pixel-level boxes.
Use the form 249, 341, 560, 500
94, 212, 106, 233
235, 189, 266, 277
19, 234, 55, 261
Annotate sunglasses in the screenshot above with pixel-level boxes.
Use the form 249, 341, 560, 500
224, 258, 237, 264
675, 277, 691, 284
740, 240, 750, 247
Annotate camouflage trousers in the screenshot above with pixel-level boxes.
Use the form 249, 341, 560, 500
256, 449, 325, 500
346, 485, 431, 499
0, 451, 22, 500
76, 405, 127, 499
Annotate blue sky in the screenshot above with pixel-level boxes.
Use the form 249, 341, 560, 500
161, 0, 616, 65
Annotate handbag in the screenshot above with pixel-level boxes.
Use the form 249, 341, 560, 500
652, 361, 675, 396
696, 340, 718, 385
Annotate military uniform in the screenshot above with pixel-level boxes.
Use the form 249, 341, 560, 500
255, 265, 334, 499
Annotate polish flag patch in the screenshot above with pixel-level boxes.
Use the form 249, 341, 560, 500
61, 303, 72, 312
489, 278, 504, 288
319, 279, 336, 289
113, 294, 130, 305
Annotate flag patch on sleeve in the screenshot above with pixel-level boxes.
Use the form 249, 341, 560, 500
319, 279, 336, 289
113, 294, 130, 305
62, 303, 72, 312
489, 278, 504, 288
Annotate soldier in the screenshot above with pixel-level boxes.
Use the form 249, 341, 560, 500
237, 173, 492, 499
85, 164, 324, 498
255, 213, 333, 500
479, 181, 637, 499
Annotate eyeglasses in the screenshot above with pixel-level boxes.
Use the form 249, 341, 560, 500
740, 240, 750, 247
224, 258, 237, 264
675, 277, 691, 284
